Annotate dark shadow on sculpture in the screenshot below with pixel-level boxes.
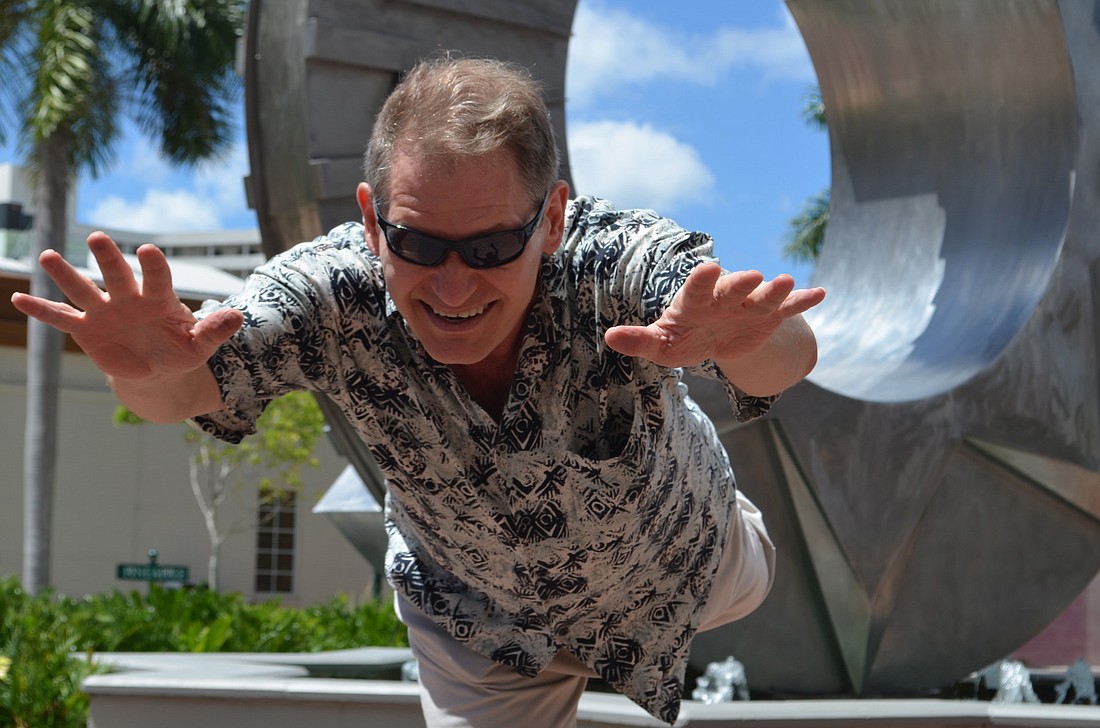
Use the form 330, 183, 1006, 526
243, 0, 1100, 698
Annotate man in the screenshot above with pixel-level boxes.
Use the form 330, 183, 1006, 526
13, 56, 825, 726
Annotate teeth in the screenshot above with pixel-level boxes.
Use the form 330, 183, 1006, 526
432, 304, 486, 320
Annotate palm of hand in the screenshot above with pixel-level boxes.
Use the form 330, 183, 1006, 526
72, 295, 217, 380
604, 263, 822, 368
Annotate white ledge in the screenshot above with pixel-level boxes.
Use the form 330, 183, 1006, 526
81, 651, 1100, 728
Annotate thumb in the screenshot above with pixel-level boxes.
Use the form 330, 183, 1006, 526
192, 308, 244, 355
605, 324, 660, 358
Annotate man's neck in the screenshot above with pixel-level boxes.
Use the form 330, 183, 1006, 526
450, 352, 518, 422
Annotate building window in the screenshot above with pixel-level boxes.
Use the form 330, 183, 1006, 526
255, 488, 296, 593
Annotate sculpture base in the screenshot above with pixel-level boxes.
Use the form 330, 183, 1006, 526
82, 652, 1100, 728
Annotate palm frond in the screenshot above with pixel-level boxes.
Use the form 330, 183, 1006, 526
783, 188, 830, 264
800, 87, 827, 131
0, 1, 35, 145
30, 0, 99, 140
69, 55, 121, 178
108, 0, 245, 165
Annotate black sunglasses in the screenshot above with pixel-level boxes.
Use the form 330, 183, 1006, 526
373, 192, 550, 269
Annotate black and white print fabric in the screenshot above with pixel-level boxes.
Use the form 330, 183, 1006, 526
194, 196, 777, 723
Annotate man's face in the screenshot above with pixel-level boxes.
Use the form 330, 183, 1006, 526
359, 148, 565, 371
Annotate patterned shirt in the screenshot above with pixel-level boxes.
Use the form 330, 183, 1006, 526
193, 196, 775, 723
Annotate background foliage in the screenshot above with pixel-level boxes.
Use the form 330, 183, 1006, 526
113, 390, 328, 591
0, 577, 406, 728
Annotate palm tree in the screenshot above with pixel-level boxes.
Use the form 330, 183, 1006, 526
783, 88, 830, 264
0, 0, 245, 595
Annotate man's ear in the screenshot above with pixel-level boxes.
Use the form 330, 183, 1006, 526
358, 182, 381, 256
541, 180, 571, 256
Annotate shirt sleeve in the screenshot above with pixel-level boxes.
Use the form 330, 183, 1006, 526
568, 198, 779, 423
191, 225, 383, 443
683, 359, 780, 423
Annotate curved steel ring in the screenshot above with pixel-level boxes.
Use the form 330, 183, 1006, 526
245, 0, 1100, 696
692, 0, 1100, 695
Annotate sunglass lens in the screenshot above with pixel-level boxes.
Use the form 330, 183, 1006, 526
465, 233, 524, 268
393, 231, 447, 266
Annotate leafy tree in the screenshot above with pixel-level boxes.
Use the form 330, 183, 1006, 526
0, 0, 245, 595
783, 88, 830, 264
115, 391, 327, 591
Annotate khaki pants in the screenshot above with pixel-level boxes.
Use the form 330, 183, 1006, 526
397, 495, 775, 728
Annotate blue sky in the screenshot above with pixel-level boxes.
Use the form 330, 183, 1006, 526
2, 0, 829, 286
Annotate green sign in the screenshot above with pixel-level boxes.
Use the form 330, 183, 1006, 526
116, 550, 189, 583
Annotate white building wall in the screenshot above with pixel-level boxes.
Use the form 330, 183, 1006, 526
0, 345, 377, 606
0, 163, 381, 606
0, 164, 34, 207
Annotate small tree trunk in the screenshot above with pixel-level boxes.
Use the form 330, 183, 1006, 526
23, 131, 71, 595
208, 538, 222, 592
191, 443, 226, 591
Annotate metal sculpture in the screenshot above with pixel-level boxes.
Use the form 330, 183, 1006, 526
243, 0, 1100, 697
691, 0, 1100, 695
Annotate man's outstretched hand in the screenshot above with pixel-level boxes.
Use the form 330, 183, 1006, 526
11, 231, 244, 382
604, 263, 825, 394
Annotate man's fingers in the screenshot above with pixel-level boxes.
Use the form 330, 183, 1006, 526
759, 274, 797, 303
722, 273, 794, 312
712, 269, 767, 304
714, 271, 825, 320
10, 292, 82, 333
37, 249, 107, 311
87, 232, 140, 299
678, 263, 726, 309
136, 244, 176, 300
773, 286, 827, 318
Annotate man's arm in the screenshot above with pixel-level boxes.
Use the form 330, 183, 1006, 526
603, 263, 825, 397
11, 232, 243, 422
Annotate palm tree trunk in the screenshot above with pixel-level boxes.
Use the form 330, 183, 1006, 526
23, 131, 71, 595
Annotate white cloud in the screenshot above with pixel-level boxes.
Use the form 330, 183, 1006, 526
712, 13, 814, 83
566, 2, 814, 107
86, 140, 250, 232
567, 120, 715, 211
567, 5, 699, 106
89, 189, 222, 231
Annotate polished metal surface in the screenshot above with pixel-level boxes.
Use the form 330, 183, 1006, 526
245, 0, 1100, 699
798, 0, 1077, 405
690, 0, 1100, 696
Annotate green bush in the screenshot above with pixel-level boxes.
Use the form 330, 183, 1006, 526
55, 585, 407, 653
0, 576, 407, 728
0, 580, 99, 728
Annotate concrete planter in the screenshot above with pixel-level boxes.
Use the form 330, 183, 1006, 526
83, 651, 1100, 728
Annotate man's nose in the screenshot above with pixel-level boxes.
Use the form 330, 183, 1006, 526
429, 252, 478, 304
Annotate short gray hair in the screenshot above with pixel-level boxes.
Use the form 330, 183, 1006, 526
364, 55, 561, 211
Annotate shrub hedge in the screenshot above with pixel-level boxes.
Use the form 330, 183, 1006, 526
0, 577, 407, 728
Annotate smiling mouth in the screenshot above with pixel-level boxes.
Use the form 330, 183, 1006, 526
430, 303, 488, 321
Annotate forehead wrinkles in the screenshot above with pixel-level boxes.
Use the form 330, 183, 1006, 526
387, 148, 530, 233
